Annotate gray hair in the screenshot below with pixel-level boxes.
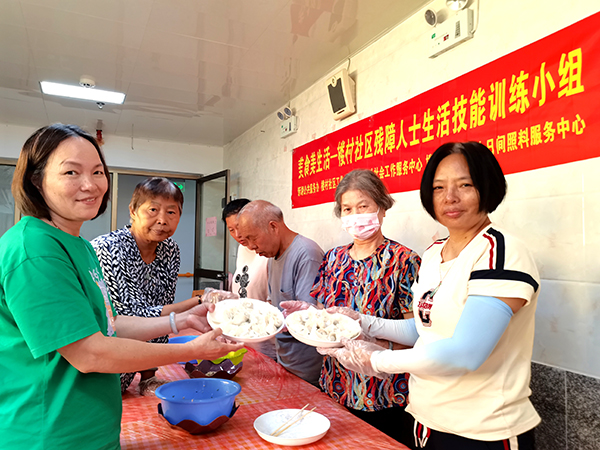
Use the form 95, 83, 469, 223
130, 177, 184, 213
238, 200, 283, 231
334, 169, 395, 218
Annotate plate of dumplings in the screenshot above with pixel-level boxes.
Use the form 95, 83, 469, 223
207, 299, 284, 343
285, 308, 361, 348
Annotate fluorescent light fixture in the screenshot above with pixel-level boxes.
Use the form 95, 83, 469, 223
40, 81, 125, 104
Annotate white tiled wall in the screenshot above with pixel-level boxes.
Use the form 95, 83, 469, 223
225, 0, 600, 377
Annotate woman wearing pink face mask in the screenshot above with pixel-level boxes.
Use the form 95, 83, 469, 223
283, 169, 420, 446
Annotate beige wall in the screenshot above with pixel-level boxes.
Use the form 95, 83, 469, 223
225, 0, 600, 377
0, 123, 223, 175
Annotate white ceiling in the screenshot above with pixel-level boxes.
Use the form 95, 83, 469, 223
0, 0, 430, 147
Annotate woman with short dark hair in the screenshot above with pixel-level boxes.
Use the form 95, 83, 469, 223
0, 124, 242, 450
419, 141, 507, 218
320, 142, 539, 450
92, 177, 200, 394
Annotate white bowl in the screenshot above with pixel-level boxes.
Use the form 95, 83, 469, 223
286, 310, 361, 348
207, 298, 284, 343
254, 408, 330, 446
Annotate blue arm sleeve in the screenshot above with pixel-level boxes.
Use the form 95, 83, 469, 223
371, 295, 513, 376
361, 315, 419, 346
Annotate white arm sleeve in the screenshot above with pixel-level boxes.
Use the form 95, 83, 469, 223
370, 295, 513, 377
361, 315, 419, 347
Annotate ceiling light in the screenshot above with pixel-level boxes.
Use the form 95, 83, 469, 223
446, 0, 468, 11
39, 81, 125, 104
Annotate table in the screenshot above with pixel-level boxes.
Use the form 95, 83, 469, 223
121, 348, 408, 449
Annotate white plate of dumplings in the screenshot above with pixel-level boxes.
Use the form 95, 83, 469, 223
207, 299, 284, 343
285, 308, 361, 348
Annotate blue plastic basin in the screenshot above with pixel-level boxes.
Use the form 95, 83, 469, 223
167, 335, 199, 364
155, 378, 241, 426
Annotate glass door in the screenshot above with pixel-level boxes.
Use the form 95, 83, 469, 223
194, 170, 229, 291
0, 164, 16, 236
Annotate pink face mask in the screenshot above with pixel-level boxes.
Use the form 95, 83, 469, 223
341, 209, 381, 240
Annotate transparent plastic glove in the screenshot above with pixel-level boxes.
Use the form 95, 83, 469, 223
317, 338, 391, 379
324, 306, 361, 321
279, 300, 314, 319
202, 288, 239, 304
324, 306, 375, 342
355, 332, 378, 344
279, 300, 314, 333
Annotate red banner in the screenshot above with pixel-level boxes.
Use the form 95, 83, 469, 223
292, 11, 600, 208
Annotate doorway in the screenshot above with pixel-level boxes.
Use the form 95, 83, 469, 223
194, 169, 230, 292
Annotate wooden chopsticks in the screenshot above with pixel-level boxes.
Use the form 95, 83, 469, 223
271, 404, 317, 437
270, 404, 309, 436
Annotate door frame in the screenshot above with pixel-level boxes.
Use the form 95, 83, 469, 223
193, 169, 230, 290
106, 166, 203, 231
0, 158, 20, 225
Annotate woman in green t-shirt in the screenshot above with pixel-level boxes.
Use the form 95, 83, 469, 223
0, 124, 243, 450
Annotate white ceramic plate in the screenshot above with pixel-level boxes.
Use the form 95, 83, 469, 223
286, 310, 361, 348
207, 298, 284, 343
254, 408, 330, 446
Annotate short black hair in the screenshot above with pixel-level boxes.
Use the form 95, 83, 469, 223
420, 142, 506, 220
222, 198, 251, 221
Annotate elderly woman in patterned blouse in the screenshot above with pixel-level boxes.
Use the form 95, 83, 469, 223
282, 169, 421, 447
92, 177, 200, 394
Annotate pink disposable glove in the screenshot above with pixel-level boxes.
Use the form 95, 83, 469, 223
324, 306, 361, 321
317, 338, 391, 379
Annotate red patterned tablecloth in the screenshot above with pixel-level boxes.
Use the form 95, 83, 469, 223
120, 348, 407, 449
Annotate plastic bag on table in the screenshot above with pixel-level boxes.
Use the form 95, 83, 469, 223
138, 376, 169, 396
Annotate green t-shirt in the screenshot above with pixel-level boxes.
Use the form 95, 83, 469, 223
0, 216, 121, 450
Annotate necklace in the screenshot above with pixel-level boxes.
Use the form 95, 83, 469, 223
442, 219, 491, 261
47, 218, 80, 237
427, 258, 456, 299
49, 218, 70, 235
428, 221, 490, 300
418, 256, 456, 328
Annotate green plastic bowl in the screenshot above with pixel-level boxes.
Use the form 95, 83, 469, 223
210, 348, 247, 365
